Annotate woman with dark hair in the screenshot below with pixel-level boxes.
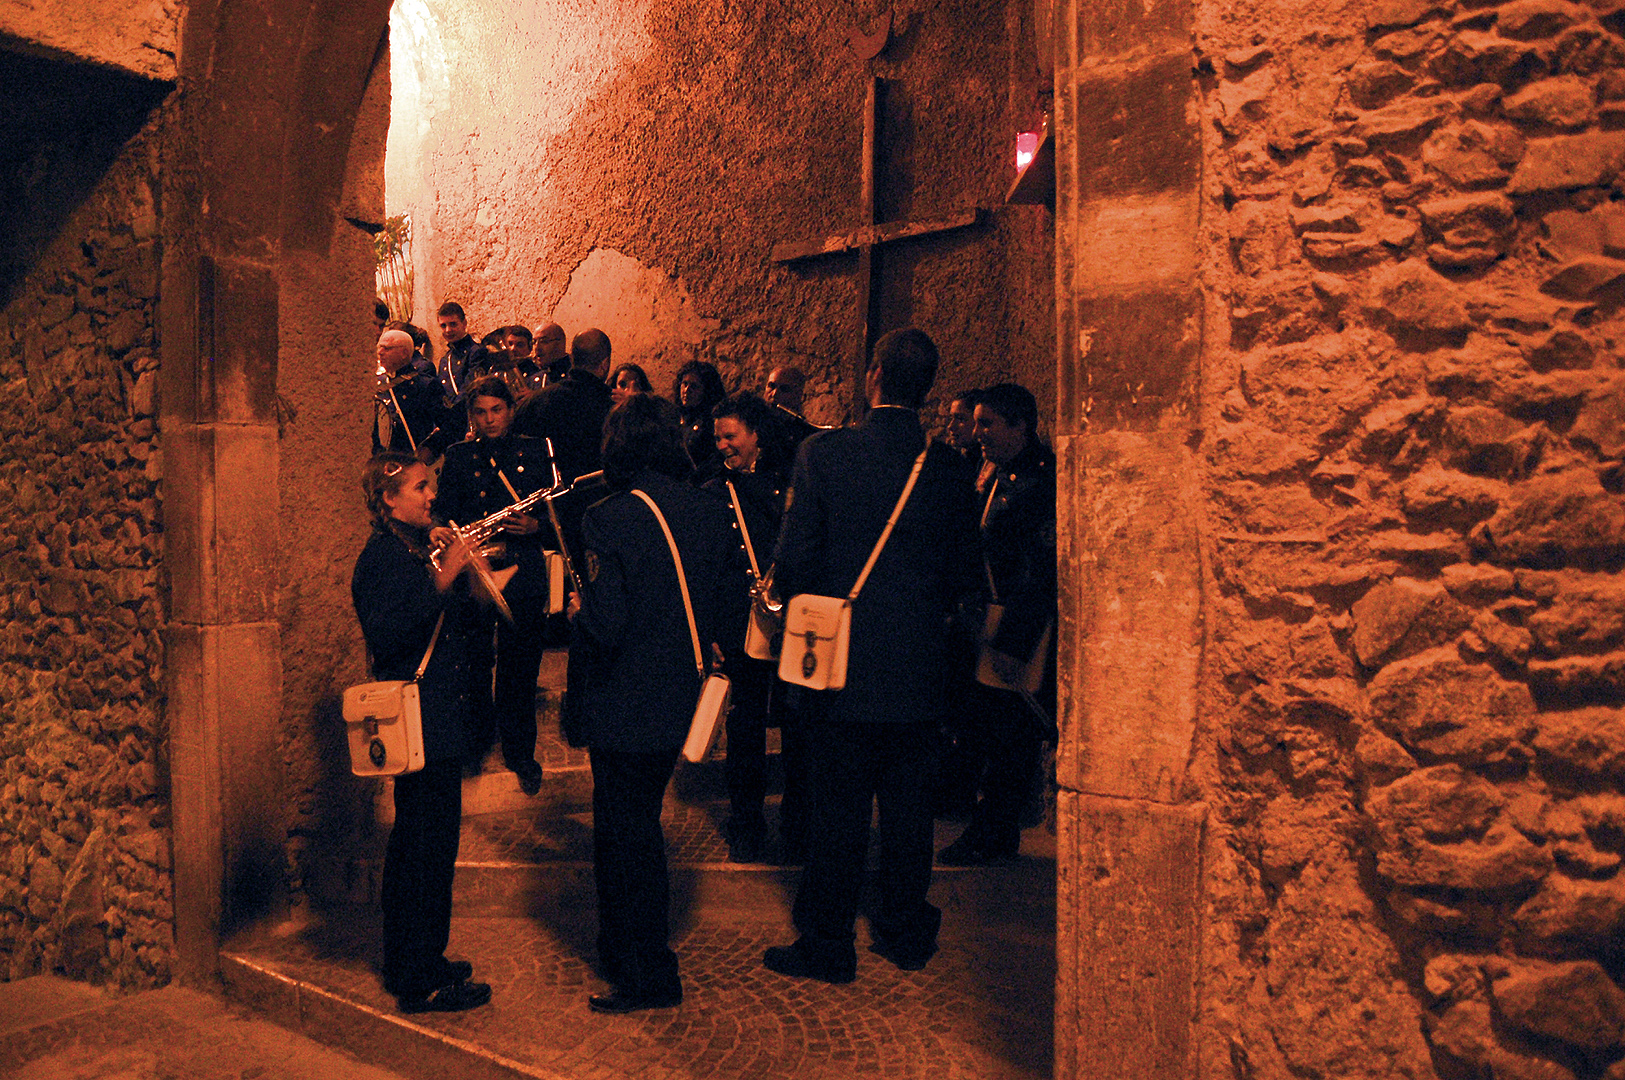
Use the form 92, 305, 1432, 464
568, 394, 746, 1013
702, 392, 805, 863
351, 451, 492, 1014
433, 375, 550, 794
607, 362, 653, 408
672, 359, 727, 476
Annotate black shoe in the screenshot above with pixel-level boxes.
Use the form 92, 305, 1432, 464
397, 980, 492, 1014
728, 832, 766, 864
588, 988, 682, 1014
439, 959, 474, 983
868, 937, 937, 971
936, 833, 1018, 867
762, 941, 856, 984
514, 760, 544, 796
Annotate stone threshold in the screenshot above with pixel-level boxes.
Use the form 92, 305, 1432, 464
220, 951, 567, 1080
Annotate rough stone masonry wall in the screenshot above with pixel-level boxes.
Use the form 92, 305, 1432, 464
0, 114, 170, 989
390, 0, 1052, 427
1195, 0, 1625, 1075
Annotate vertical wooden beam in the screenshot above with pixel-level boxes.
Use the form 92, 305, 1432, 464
853, 76, 879, 420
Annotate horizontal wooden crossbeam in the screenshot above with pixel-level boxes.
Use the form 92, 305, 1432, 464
771, 207, 984, 263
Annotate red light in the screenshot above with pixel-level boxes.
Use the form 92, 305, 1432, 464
1015, 130, 1040, 171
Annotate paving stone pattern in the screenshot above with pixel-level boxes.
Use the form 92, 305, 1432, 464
234, 746, 1056, 1080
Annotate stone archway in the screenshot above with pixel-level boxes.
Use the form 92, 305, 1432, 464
162, 2, 1212, 1077
161, 0, 393, 981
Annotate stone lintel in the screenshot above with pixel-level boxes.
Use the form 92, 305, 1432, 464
0, 6, 177, 84
1056, 793, 1205, 1080
1056, 430, 1201, 803
166, 620, 284, 982
160, 422, 280, 626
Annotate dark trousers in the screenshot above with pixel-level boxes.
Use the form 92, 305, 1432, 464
381, 757, 463, 996
792, 718, 939, 959
590, 747, 681, 998
961, 686, 1045, 847
723, 659, 807, 843
466, 594, 548, 770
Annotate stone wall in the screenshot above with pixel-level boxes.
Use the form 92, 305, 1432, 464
387, 0, 1053, 427
0, 111, 171, 990
1196, 0, 1625, 1075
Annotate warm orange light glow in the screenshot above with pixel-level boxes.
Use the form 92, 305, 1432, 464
1015, 130, 1039, 172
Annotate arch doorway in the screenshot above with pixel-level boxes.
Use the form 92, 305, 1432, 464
162, 2, 1208, 1078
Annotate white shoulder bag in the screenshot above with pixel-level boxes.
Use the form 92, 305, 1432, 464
777, 449, 927, 692
343, 611, 443, 776
631, 489, 733, 763
725, 479, 783, 662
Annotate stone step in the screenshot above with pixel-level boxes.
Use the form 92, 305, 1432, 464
223, 844, 1056, 1080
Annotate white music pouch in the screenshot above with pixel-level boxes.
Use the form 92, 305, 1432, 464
343, 612, 443, 776
631, 489, 734, 764
776, 449, 927, 693
778, 594, 852, 690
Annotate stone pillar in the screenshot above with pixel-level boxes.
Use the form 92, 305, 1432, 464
160, 249, 287, 983
1052, 0, 1207, 1076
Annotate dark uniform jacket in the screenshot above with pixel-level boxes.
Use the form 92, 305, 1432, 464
981, 439, 1057, 664
513, 367, 612, 485
570, 470, 747, 753
437, 336, 491, 404
773, 406, 980, 726
702, 463, 788, 652
373, 355, 453, 459
351, 525, 474, 762
514, 367, 614, 564
435, 434, 553, 602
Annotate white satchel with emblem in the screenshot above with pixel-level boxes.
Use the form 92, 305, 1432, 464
778, 449, 927, 692
631, 489, 733, 764
343, 612, 443, 777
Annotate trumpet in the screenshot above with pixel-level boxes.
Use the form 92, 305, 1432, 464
429, 440, 604, 616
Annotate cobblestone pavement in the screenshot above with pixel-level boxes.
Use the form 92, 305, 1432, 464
234, 666, 1057, 1078
237, 876, 1053, 1080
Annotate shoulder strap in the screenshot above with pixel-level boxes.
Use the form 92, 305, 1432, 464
631, 489, 706, 676
410, 611, 446, 682
724, 480, 761, 580
848, 448, 928, 603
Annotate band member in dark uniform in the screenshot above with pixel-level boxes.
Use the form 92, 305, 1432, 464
372, 329, 449, 462
568, 394, 746, 1013
937, 382, 1057, 865
432, 377, 550, 794
701, 392, 804, 864
762, 329, 979, 984
352, 452, 492, 1014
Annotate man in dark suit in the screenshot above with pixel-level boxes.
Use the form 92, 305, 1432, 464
372, 329, 449, 461
514, 328, 615, 566
762, 328, 979, 983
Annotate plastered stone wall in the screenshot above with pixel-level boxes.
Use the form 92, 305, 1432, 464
388, 0, 1054, 426
0, 111, 172, 990
1193, 0, 1625, 1076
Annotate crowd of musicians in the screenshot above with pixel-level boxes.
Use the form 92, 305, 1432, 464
353, 300, 1057, 1016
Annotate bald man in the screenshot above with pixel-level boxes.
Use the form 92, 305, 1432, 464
765, 364, 820, 444
373, 328, 449, 461
532, 322, 570, 384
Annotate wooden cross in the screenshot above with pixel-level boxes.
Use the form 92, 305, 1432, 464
772, 75, 984, 417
